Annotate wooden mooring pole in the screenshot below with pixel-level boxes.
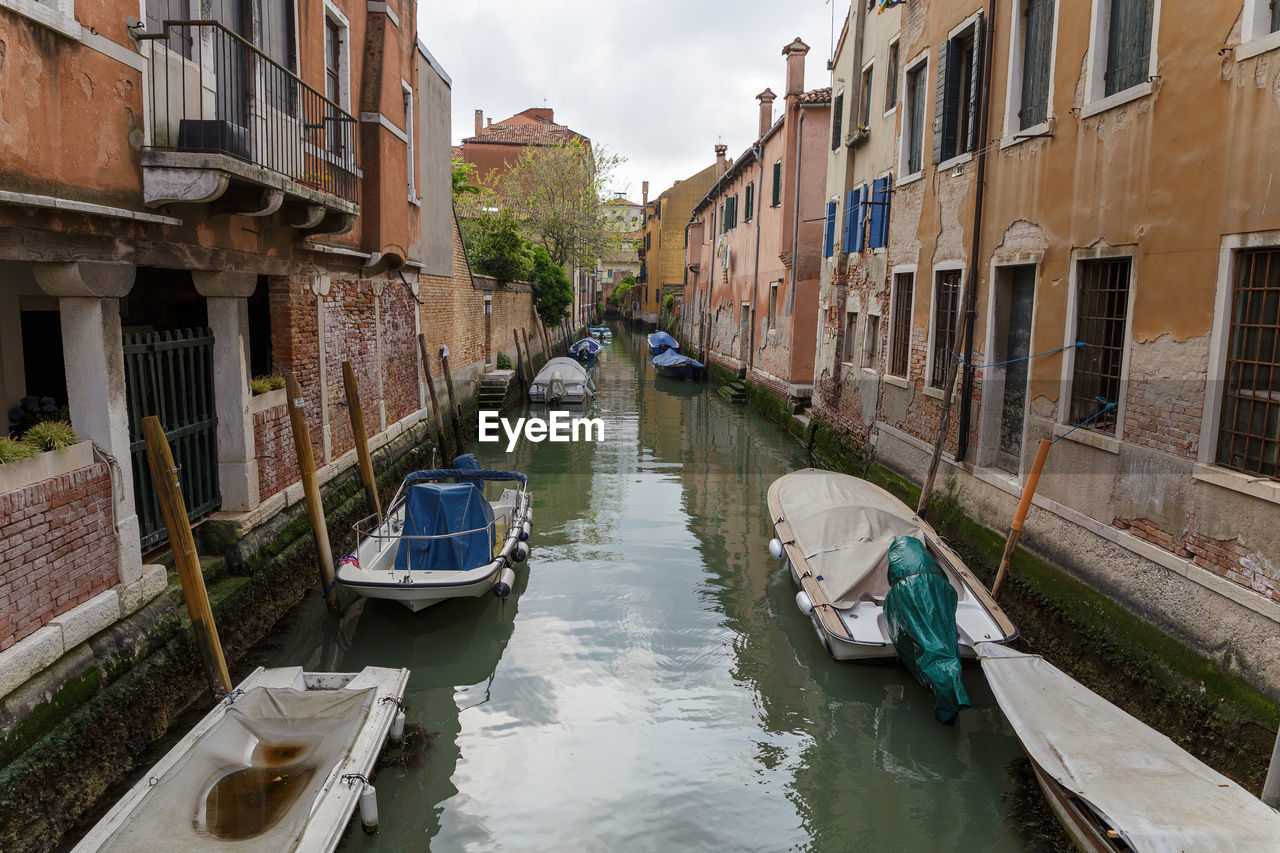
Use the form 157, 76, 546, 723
521, 327, 537, 377
284, 373, 342, 615
1265, 729, 1280, 808
439, 345, 466, 456
916, 312, 971, 517
991, 438, 1052, 599
141, 416, 232, 699
418, 333, 450, 463
513, 329, 529, 388
341, 360, 381, 520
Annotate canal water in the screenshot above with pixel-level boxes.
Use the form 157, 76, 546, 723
259, 328, 1034, 851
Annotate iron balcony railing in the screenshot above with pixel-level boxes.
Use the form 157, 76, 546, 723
138, 20, 359, 206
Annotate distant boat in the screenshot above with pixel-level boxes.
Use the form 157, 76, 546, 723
529, 356, 594, 404
979, 642, 1280, 852
72, 665, 410, 852
768, 470, 1016, 662
569, 337, 602, 362
647, 331, 679, 355
651, 349, 704, 381
588, 325, 612, 340
337, 454, 532, 612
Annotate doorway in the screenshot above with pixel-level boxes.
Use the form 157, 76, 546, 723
983, 265, 1035, 475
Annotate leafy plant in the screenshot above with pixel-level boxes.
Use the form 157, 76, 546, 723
496, 351, 514, 371
250, 372, 286, 395
8, 395, 67, 436
468, 209, 535, 283
530, 245, 574, 326
609, 275, 637, 307
0, 437, 38, 465
21, 420, 79, 452
452, 159, 481, 199
662, 293, 676, 312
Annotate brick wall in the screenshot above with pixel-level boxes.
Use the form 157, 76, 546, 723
324, 279, 379, 459
1117, 517, 1279, 604
0, 463, 117, 652
380, 283, 420, 425
254, 403, 296, 502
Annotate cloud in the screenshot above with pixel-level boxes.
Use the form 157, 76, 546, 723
420, 0, 846, 200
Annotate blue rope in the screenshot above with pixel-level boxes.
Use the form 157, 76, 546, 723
951, 341, 1085, 370
324, 577, 338, 598
224, 688, 244, 704
1052, 398, 1118, 445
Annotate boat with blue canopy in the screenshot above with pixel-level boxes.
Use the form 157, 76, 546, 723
336, 455, 532, 612
569, 337, 602, 362
588, 325, 612, 340
647, 331, 679, 355
651, 349, 704, 381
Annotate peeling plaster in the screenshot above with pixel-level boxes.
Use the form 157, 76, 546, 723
992, 219, 1049, 258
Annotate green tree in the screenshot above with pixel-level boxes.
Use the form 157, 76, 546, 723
452, 159, 480, 200
609, 274, 636, 306
530, 245, 574, 326
492, 139, 624, 270
468, 208, 533, 283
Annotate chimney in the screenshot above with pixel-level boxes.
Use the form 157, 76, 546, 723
782, 38, 810, 97
715, 144, 728, 177
486, 118, 492, 129
474, 109, 483, 136
756, 88, 777, 138
642, 181, 649, 207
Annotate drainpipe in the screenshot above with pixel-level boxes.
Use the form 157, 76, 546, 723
956, 0, 999, 462
748, 142, 764, 373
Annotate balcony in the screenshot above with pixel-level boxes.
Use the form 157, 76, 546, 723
137, 21, 359, 234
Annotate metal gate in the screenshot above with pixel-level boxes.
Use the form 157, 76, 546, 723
123, 329, 221, 549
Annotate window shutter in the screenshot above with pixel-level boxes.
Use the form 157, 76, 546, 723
932, 41, 949, 165
966, 13, 984, 152
842, 188, 858, 253
772, 162, 782, 206
831, 93, 844, 150
1020, 0, 1053, 129
854, 185, 868, 253
745, 184, 754, 221
1106, 0, 1155, 96
869, 175, 892, 249
823, 201, 837, 258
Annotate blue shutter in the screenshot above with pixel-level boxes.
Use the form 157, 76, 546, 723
823, 201, 837, 258
869, 175, 892, 249
852, 185, 867, 253
842, 189, 858, 253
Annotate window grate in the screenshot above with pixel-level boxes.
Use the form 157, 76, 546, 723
930, 270, 962, 388
890, 273, 913, 377
1069, 258, 1131, 433
1217, 249, 1280, 478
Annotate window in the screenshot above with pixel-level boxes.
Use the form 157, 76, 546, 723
843, 312, 859, 363
934, 16, 984, 164
768, 282, 780, 331
1216, 249, 1280, 478
862, 314, 881, 369
890, 272, 914, 377
1103, 0, 1154, 96
859, 65, 874, 127
771, 161, 783, 206
904, 59, 929, 176
823, 201, 838, 259
831, 91, 844, 150
403, 84, 416, 199
868, 175, 892, 249
1015, 0, 1055, 130
744, 183, 755, 223
1069, 258, 1131, 434
885, 41, 900, 111
930, 270, 962, 388
722, 195, 738, 231
324, 13, 348, 156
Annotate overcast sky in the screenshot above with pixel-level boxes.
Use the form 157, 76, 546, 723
418, 0, 848, 203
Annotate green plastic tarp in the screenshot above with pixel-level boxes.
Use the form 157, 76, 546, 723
883, 536, 970, 724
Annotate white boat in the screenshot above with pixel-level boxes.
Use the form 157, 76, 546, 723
979, 642, 1280, 852
588, 325, 612, 339
73, 665, 410, 852
528, 356, 594, 404
766, 468, 1016, 661
336, 455, 532, 613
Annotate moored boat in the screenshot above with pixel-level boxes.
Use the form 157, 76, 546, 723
528, 356, 594, 404
588, 325, 612, 340
569, 336, 602, 362
647, 330, 679, 355
72, 665, 410, 852
766, 469, 1016, 664
336, 455, 532, 612
979, 642, 1280, 851
652, 349, 704, 381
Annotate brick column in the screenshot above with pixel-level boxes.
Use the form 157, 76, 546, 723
32, 262, 142, 586
193, 270, 259, 512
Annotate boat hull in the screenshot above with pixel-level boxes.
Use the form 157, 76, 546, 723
654, 362, 701, 381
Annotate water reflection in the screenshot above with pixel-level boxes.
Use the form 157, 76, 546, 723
260, 327, 1027, 851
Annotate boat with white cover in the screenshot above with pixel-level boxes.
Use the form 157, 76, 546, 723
979, 642, 1280, 852
336, 455, 532, 612
767, 468, 1016, 660
528, 356, 594, 404
72, 665, 410, 853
